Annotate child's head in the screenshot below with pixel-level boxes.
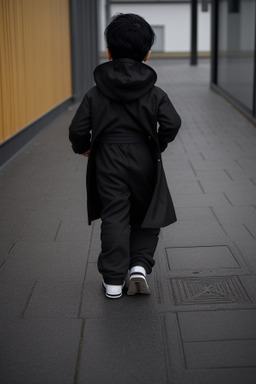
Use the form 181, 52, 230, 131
105, 13, 155, 62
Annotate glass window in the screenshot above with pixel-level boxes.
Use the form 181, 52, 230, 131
217, 0, 255, 111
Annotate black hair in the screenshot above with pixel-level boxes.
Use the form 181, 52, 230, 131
105, 13, 155, 62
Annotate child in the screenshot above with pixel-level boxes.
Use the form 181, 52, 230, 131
69, 13, 181, 299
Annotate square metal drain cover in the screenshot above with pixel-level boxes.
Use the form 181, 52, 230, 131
171, 276, 251, 305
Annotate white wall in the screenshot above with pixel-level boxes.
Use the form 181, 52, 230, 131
198, 4, 211, 52
98, 0, 106, 52
111, 4, 190, 52
99, 2, 211, 54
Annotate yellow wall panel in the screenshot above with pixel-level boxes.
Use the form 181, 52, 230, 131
0, 0, 72, 142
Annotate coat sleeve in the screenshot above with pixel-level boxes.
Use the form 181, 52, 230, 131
157, 92, 181, 152
69, 94, 91, 154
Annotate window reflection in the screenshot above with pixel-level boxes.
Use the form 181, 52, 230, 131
217, 0, 255, 111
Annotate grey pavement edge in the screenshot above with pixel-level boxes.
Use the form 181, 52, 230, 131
1, 59, 256, 384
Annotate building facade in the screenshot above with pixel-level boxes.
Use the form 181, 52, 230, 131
99, 0, 211, 57
0, 0, 98, 166
211, 0, 256, 124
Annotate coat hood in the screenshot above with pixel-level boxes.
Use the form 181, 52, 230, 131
94, 58, 157, 102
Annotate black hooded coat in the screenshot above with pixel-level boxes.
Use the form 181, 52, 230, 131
69, 58, 181, 228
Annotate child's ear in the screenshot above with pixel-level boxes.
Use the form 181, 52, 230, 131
106, 48, 112, 60
143, 50, 151, 62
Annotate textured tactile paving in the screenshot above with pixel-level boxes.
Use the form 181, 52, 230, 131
170, 276, 251, 305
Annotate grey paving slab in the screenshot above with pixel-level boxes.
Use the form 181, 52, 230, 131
240, 275, 256, 302
236, 157, 256, 169
0, 279, 36, 319
178, 309, 256, 341
200, 148, 247, 162
20, 215, 61, 241
55, 220, 89, 243
199, 178, 254, 194
212, 205, 256, 224
244, 220, 256, 239
164, 311, 256, 384
77, 316, 170, 384
34, 196, 87, 222
180, 367, 256, 384
165, 178, 204, 194
0, 204, 35, 252
184, 340, 256, 369
162, 156, 193, 170
34, 197, 70, 216
0, 319, 82, 384
175, 206, 218, 223
224, 184, 256, 205
196, 169, 233, 182
0, 247, 7, 265
23, 280, 83, 319
171, 192, 231, 208
0, 241, 89, 282
220, 222, 256, 246
189, 158, 245, 172
47, 168, 87, 200
163, 167, 196, 183
233, 238, 256, 270
164, 313, 256, 384
161, 220, 229, 247
166, 245, 240, 271
0, 187, 44, 211
0, 170, 50, 206
225, 167, 256, 179
64, 198, 88, 221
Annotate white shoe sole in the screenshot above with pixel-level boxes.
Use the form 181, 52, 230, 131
127, 274, 150, 295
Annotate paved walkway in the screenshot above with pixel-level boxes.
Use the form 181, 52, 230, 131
1, 59, 256, 384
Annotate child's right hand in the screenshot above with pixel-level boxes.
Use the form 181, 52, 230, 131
82, 150, 90, 157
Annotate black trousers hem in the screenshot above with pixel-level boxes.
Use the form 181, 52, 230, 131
103, 276, 126, 285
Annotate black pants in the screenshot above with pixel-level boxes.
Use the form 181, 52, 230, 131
95, 141, 160, 285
